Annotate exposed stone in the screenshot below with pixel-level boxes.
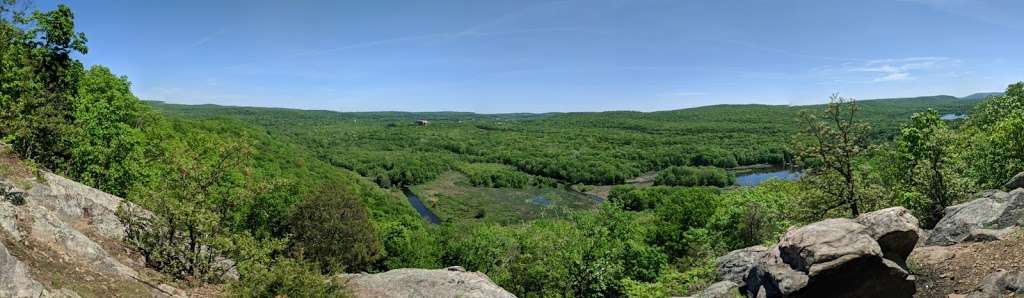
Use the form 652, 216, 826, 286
930, 189, 1024, 246
965, 270, 1024, 298
1005, 172, 1024, 191
963, 227, 1018, 243
855, 207, 924, 268
716, 245, 768, 289
338, 267, 516, 298
745, 218, 916, 298
682, 281, 739, 298
0, 240, 45, 298
908, 246, 956, 267
929, 195, 1008, 246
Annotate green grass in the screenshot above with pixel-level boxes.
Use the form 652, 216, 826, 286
410, 171, 598, 225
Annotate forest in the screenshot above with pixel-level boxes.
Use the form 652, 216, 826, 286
4, 2, 1023, 298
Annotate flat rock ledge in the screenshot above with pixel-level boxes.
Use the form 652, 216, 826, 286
336, 266, 516, 298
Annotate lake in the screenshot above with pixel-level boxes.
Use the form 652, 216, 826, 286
735, 168, 800, 186
941, 113, 966, 120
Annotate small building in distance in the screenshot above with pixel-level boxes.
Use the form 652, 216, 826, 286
415, 119, 430, 126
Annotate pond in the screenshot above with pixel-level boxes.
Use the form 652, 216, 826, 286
735, 168, 800, 186
402, 188, 441, 224
940, 113, 966, 120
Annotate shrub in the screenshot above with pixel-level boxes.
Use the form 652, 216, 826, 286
287, 184, 381, 273
654, 166, 735, 187
227, 258, 347, 298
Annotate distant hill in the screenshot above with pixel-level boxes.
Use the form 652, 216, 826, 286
962, 92, 1003, 100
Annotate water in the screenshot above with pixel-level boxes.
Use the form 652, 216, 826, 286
402, 188, 441, 224
735, 168, 800, 186
530, 195, 552, 206
940, 113, 966, 120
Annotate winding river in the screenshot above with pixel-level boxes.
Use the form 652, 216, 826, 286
401, 188, 441, 224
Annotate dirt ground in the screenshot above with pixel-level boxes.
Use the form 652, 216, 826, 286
912, 230, 1024, 297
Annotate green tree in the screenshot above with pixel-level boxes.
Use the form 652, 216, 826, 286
67, 65, 147, 196
893, 109, 966, 226
287, 183, 381, 273
1, 4, 87, 169
794, 94, 870, 217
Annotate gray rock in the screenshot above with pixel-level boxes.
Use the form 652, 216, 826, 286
856, 207, 924, 268
682, 281, 739, 298
0, 241, 45, 298
745, 218, 916, 298
993, 189, 1024, 228
930, 189, 1024, 246
1005, 172, 1024, 191
963, 227, 1018, 243
928, 195, 1007, 246
338, 267, 516, 298
908, 246, 956, 267
965, 270, 1024, 298
716, 245, 768, 289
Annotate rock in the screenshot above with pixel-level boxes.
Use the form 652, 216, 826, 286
908, 246, 956, 267
716, 245, 768, 289
929, 194, 1008, 246
1005, 172, 1024, 190
994, 189, 1024, 228
965, 270, 1024, 298
213, 257, 240, 282
682, 281, 739, 298
963, 227, 1018, 243
338, 267, 516, 298
856, 207, 924, 268
745, 218, 916, 298
930, 189, 1024, 246
0, 240, 45, 298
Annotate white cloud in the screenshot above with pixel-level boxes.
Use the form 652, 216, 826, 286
821, 57, 959, 83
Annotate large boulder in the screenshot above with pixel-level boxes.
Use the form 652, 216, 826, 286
929, 189, 1024, 246
337, 266, 516, 298
855, 207, 924, 268
715, 245, 768, 290
1005, 172, 1024, 191
745, 218, 916, 298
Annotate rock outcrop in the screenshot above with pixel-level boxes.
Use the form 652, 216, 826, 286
337, 266, 516, 298
715, 208, 920, 298
0, 154, 187, 297
928, 188, 1024, 246
1005, 172, 1024, 191
964, 270, 1024, 298
681, 281, 738, 298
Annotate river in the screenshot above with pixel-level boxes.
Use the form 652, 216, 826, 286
401, 188, 441, 224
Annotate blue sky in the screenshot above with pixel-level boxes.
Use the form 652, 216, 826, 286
38, 0, 1024, 112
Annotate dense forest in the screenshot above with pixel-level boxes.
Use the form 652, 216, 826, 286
4, 2, 1024, 298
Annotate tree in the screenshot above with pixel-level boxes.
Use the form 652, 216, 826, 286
894, 109, 964, 226
287, 183, 381, 273
0, 4, 87, 169
67, 65, 147, 196
794, 94, 870, 217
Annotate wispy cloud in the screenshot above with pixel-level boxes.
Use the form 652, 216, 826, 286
820, 57, 960, 82
288, 0, 603, 58
190, 28, 229, 48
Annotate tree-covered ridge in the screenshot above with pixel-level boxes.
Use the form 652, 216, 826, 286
149, 95, 978, 187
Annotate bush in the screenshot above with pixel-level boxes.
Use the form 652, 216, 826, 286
228, 258, 347, 298
654, 166, 735, 187
287, 184, 381, 273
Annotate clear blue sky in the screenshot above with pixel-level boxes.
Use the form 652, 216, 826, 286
38, 0, 1024, 113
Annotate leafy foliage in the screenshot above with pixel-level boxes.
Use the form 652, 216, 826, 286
654, 166, 735, 187
287, 183, 381, 273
